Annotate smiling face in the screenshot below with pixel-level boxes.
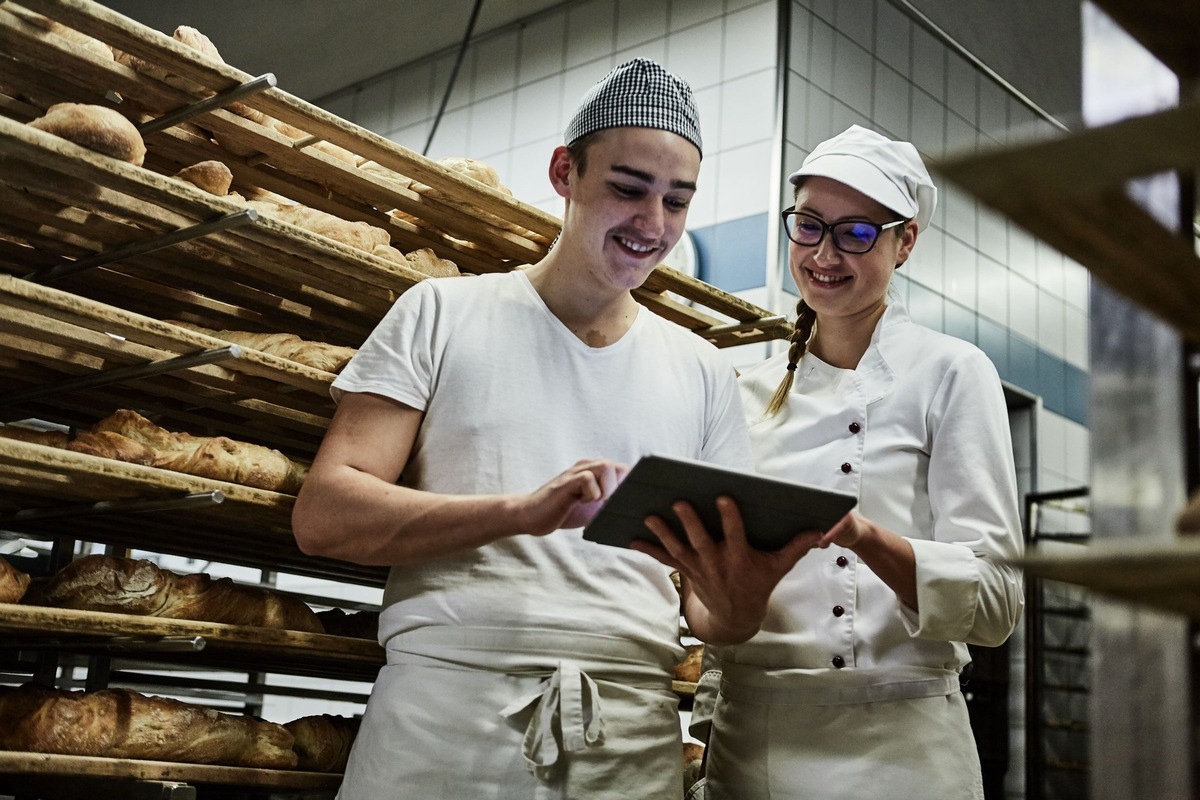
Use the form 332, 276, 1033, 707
789, 175, 918, 329
550, 126, 701, 293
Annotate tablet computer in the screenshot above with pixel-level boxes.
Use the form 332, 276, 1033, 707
582, 454, 857, 552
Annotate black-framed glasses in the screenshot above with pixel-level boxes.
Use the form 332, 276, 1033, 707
781, 206, 906, 254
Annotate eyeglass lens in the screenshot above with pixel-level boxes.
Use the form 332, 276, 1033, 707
787, 213, 880, 253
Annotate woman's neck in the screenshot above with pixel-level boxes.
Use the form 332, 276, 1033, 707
809, 304, 887, 369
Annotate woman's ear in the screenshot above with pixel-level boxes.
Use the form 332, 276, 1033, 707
894, 220, 919, 267
548, 145, 574, 199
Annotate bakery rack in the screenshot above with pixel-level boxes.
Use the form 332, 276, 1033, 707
0, 0, 730, 794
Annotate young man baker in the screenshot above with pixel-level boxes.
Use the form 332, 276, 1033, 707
293, 58, 817, 798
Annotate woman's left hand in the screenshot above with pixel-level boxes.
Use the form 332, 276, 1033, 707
633, 496, 823, 645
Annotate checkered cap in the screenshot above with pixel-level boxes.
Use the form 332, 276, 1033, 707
565, 58, 702, 155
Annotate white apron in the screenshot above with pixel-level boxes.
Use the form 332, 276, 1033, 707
337, 627, 685, 800
701, 664, 984, 800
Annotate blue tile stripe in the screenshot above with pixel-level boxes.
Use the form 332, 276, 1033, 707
689, 215, 1089, 426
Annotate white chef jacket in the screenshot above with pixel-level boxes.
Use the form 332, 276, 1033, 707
693, 300, 1023, 733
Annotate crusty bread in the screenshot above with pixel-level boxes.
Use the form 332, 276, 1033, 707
357, 160, 413, 191
315, 608, 379, 640
246, 196, 391, 253
0, 683, 297, 768
174, 160, 233, 196
270, 120, 359, 166
0, 558, 31, 605
65, 430, 157, 466
168, 321, 356, 373
405, 247, 461, 278
284, 714, 360, 772
673, 644, 704, 684
0, 425, 70, 448
34, 554, 323, 633
28, 103, 146, 166
90, 409, 308, 494
6, 7, 114, 62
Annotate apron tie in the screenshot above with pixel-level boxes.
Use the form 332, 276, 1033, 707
498, 660, 606, 779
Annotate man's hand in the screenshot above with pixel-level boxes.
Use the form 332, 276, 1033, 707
633, 496, 822, 645
517, 459, 630, 535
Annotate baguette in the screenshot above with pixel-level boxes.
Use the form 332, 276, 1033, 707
284, 714, 360, 772
34, 554, 323, 633
168, 321, 356, 373
0, 683, 297, 769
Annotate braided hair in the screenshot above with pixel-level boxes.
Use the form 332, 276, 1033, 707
764, 297, 816, 416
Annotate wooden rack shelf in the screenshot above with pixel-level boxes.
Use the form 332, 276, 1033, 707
0, 275, 336, 456
0, 0, 790, 349
0, 604, 384, 681
936, 100, 1200, 346
0, 751, 342, 791
0, 439, 387, 586
1017, 538, 1200, 620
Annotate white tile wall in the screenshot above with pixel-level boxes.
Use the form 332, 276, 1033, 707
718, 70, 776, 151
724, 2, 777, 79
616, 0, 669, 51
1037, 290, 1067, 360
668, 18, 726, 90
714, 140, 775, 221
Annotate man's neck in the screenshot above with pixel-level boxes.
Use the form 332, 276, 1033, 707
524, 255, 641, 347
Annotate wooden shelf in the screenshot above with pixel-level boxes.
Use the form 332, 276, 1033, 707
0, 275, 335, 457
0, 0, 791, 349
936, 100, 1200, 345
1018, 538, 1200, 619
0, 751, 341, 790
0, 604, 384, 681
0, 439, 387, 586
1090, 0, 1200, 80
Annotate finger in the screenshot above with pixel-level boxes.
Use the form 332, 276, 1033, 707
643, 513, 699, 567
776, 531, 823, 565
629, 538, 683, 571
714, 495, 749, 548
671, 501, 720, 553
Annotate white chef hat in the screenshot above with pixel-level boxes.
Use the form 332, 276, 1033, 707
788, 125, 937, 231
565, 58, 703, 156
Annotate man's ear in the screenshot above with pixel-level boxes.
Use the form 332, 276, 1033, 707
548, 145, 573, 199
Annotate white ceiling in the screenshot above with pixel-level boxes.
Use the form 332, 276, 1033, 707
100, 0, 567, 101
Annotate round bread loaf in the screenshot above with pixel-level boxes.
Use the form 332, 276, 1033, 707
174, 160, 233, 196
28, 103, 146, 165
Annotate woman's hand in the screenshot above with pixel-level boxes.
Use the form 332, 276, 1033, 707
633, 496, 823, 645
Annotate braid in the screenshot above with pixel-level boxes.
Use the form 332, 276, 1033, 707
764, 299, 816, 417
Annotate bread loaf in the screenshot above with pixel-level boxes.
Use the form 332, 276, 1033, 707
316, 608, 380, 639
34, 554, 323, 633
91, 409, 309, 494
65, 430, 157, 466
168, 321, 356, 373
174, 160, 233, 196
683, 742, 705, 793
0, 558, 31, 604
28, 103, 146, 166
406, 247, 461, 278
0, 425, 70, 448
6, 7, 114, 62
284, 714, 360, 772
245, 196, 391, 253
0, 683, 296, 768
673, 644, 703, 684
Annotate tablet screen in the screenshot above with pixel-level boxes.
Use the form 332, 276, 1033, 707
582, 454, 857, 551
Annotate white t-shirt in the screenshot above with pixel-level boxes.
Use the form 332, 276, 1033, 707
332, 270, 752, 661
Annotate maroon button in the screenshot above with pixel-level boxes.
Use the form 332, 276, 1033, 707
832, 655, 845, 668
840, 462, 852, 474
832, 605, 845, 617
836, 556, 849, 568
849, 422, 861, 433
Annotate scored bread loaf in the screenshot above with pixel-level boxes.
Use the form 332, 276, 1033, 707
0, 683, 297, 768
90, 409, 309, 494
65, 429, 157, 466
405, 247, 461, 278
28, 103, 146, 166
168, 320, 356, 373
284, 714, 360, 772
33, 554, 323, 633
0, 558, 31, 604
